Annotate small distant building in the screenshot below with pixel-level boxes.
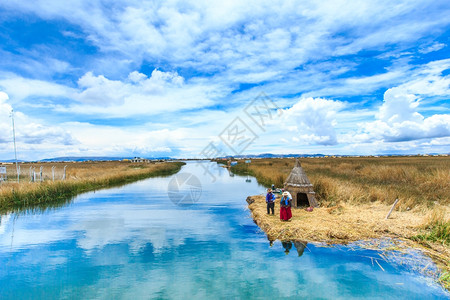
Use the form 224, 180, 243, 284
284, 159, 318, 208
131, 157, 149, 163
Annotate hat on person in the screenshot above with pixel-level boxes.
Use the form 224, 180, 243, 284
267, 188, 272, 192
282, 191, 288, 196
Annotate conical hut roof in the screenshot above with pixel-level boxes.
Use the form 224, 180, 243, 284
284, 159, 313, 187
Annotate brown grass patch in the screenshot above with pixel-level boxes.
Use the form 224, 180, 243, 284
0, 161, 184, 212
247, 195, 440, 243
233, 156, 449, 208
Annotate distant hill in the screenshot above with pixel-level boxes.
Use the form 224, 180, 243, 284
40, 156, 175, 162
0, 156, 174, 163
1, 152, 448, 163
40, 156, 128, 162
223, 153, 327, 159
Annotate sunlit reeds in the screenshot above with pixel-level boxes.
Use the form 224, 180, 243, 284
232, 156, 449, 208
0, 161, 184, 212
235, 156, 450, 288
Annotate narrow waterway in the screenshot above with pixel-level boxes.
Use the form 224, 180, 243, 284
0, 161, 448, 299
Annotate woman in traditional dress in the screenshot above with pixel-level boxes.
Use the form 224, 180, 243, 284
280, 191, 292, 221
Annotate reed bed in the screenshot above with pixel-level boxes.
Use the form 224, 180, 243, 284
234, 157, 449, 238
247, 194, 450, 289
0, 161, 184, 213
236, 156, 449, 289
233, 156, 449, 208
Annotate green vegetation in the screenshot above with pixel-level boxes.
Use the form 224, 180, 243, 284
413, 210, 450, 246
439, 271, 450, 290
0, 161, 184, 213
414, 221, 450, 246
411, 214, 450, 289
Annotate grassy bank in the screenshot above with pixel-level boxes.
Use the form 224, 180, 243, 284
232, 156, 449, 208
246, 194, 449, 290
0, 161, 184, 213
233, 157, 449, 289
232, 156, 450, 242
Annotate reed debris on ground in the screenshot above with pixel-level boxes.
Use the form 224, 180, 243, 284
234, 156, 449, 289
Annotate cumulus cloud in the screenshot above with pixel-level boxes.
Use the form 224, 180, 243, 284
0, 91, 8, 101
76, 69, 185, 106
0, 1, 449, 158
279, 97, 345, 145
54, 69, 217, 117
0, 91, 77, 151
19, 123, 77, 145
377, 88, 423, 124
57, 122, 201, 158
2, 0, 449, 75
0, 92, 12, 143
0, 75, 76, 101
352, 61, 450, 143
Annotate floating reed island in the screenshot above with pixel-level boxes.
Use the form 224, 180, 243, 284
233, 156, 450, 289
0, 160, 185, 213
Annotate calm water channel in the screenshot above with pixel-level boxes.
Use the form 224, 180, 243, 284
0, 161, 448, 299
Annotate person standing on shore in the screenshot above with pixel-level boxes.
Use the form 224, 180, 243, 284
266, 188, 276, 215
280, 191, 292, 221
281, 189, 292, 200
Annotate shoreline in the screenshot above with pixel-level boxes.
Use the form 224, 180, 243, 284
0, 161, 185, 213
246, 194, 449, 290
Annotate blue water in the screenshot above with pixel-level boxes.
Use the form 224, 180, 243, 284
0, 162, 448, 299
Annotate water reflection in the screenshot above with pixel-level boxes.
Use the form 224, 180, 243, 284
277, 240, 307, 257
294, 241, 307, 257
0, 161, 448, 299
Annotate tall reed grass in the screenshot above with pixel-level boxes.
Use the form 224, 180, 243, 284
0, 161, 184, 212
232, 156, 450, 248
231, 156, 450, 208
234, 157, 450, 289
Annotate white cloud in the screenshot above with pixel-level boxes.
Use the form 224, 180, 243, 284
0, 90, 78, 159
377, 88, 423, 123
0, 91, 9, 102
51, 69, 217, 117
0, 1, 449, 159
0, 92, 14, 143
3, 0, 449, 75
419, 42, 446, 54
278, 97, 345, 145
0, 75, 76, 101
350, 61, 450, 143
55, 122, 203, 158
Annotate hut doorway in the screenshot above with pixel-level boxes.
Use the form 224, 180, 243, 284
296, 193, 309, 207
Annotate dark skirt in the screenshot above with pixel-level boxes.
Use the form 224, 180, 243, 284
280, 206, 292, 221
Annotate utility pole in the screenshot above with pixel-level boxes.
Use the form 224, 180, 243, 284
10, 109, 19, 183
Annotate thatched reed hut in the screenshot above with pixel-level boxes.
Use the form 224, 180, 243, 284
284, 159, 318, 208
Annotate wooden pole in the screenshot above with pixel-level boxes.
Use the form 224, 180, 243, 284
385, 198, 400, 219
11, 109, 19, 183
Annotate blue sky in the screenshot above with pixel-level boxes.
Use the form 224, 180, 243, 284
0, 0, 449, 160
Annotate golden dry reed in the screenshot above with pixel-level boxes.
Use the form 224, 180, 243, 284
233, 156, 450, 288
232, 156, 449, 209
0, 161, 184, 212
